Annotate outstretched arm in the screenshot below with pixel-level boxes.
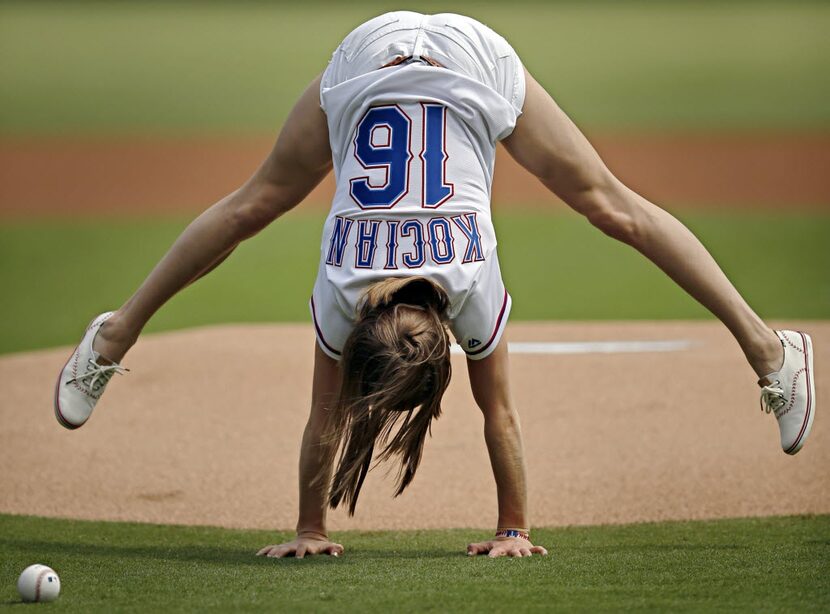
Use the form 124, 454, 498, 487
502, 70, 781, 378
95, 76, 332, 362
466, 341, 548, 558
257, 344, 345, 559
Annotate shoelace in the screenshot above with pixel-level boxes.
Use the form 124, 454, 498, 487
760, 380, 786, 415
67, 358, 128, 393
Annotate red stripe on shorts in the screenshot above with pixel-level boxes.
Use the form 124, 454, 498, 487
310, 297, 342, 357
466, 289, 509, 356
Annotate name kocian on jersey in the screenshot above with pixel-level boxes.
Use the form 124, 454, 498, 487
325, 212, 485, 269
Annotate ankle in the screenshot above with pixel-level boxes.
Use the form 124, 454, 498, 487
93, 312, 139, 363
746, 329, 783, 379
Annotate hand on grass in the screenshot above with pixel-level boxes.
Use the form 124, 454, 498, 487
467, 537, 548, 558
257, 533, 344, 559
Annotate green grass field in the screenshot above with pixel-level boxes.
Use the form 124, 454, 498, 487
1, 514, 828, 611
1, 1, 829, 134
1, 209, 828, 354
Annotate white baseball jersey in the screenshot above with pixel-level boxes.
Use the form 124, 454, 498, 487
311, 12, 525, 361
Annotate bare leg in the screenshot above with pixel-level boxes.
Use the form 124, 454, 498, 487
606, 184, 783, 377
503, 70, 783, 378
91, 75, 333, 363
93, 205, 248, 363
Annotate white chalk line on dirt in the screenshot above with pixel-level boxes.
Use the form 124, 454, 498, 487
451, 340, 696, 355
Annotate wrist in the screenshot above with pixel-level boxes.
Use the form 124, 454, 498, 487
495, 528, 530, 541
296, 519, 328, 540
297, 529, 329, 541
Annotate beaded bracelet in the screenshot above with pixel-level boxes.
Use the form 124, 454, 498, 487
495, 528, 530, 541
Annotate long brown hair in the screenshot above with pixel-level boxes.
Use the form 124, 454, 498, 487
322, 276, 452, 515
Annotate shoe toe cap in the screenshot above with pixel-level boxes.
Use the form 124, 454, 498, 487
56, 378, 96, 427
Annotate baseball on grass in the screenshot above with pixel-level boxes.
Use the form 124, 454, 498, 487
17, 564, 61, 603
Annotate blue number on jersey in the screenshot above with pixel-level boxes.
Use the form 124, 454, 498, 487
349, 103, 453, 209
421, 104, 454, 208
350, 106, 413, 209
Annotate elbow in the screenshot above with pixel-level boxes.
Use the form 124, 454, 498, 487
477, 398, 520, 427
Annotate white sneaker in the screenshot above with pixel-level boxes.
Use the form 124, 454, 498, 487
758, 330, 815, 455
54, 312, 128, 429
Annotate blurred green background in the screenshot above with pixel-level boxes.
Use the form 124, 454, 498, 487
3, 1, 830, 133
0, 1, 828, 354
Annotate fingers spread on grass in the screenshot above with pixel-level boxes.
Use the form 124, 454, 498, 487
470, 540, 546, 558
295, 545, 308, 559
467, 542, 492, 556
257, 544, 292, 558
256, 545, 283, 557
325, 543, 344, 557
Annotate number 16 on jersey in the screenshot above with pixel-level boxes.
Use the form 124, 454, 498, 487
349, 103, 454, 210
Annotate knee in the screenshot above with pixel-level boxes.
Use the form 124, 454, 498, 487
580, 188, 643, 246
229, 186, 283, 238
587, 205, 639, 245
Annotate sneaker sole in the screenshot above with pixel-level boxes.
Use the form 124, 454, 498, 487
784, 332, 814, 455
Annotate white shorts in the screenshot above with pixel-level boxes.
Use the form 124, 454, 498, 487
310, 252, 511, 362
321, 11, 525, 115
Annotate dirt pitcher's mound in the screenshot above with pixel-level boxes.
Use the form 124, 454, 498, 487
1, 322, 827, 532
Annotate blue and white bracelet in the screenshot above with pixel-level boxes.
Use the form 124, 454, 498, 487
494, 528, 530, 541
